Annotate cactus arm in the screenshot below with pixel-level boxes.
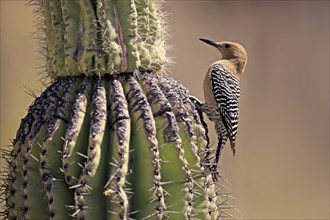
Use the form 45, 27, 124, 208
63, 78, 93, 185
74, 79, 109, 219
104, 78, 131, 219
61, 0, 80, 75
123, 75, 166, 219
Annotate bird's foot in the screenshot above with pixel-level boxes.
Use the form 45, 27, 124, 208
210, 163, 219, 182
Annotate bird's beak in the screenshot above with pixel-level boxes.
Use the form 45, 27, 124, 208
199, 38, 219, 48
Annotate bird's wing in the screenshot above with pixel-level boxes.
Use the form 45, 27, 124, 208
210, 64, 240, 143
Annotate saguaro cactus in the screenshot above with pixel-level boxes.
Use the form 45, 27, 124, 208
0, 0, 232, 219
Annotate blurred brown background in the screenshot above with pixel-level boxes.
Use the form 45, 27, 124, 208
1, 1, 329, 219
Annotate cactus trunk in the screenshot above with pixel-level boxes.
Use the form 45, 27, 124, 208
0, 0, 232, 219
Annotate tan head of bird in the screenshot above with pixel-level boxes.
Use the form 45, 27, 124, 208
200, 38, 248, 75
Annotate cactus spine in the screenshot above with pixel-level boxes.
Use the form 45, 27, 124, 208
0, 0, 235, 219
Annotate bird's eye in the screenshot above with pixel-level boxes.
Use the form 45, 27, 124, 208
225, 44, 230, 48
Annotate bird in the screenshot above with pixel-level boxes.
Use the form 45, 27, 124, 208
190, 38, 247, 179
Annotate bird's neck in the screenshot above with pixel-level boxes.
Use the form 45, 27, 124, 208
232, 57, 246, 74
215, 58, 246, 79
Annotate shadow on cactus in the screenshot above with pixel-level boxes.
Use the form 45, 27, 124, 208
0, 0, 236, 219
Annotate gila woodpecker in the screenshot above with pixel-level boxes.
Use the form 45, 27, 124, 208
191, 38, 247, 178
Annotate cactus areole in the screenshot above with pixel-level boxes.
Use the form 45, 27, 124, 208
0, 0, 232, 219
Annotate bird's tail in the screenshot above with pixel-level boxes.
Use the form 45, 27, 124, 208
230, 141, 236, 156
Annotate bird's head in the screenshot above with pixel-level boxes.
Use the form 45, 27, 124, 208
200, 38, 247, 73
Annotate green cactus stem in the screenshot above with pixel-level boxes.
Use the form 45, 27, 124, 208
32, 0, 169, 78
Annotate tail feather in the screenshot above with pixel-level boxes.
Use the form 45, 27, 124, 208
230, 142, 236, 156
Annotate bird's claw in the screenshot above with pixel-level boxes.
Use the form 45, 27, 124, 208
211, 163, 219, 182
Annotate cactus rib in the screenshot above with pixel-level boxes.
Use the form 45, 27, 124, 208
43, 0, 56, 77
156, 75, 219, 219
104, 77, 130, 219
98, 0, 122, 73
49, 0, 66, 76
9, 79, 63, 219
77, 0, 98, 74
123, 75, 166, 219
74, 78, 109, 219
40, 78, 81, 219
63, 78, 93, 185
61, 0, 80, 75
138, 74, 197, 219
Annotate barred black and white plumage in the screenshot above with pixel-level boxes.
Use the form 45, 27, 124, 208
197, 38, 247, 180
210, 64, 240, 159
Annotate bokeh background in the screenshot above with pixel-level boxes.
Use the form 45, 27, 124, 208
1, 1, 329, 219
